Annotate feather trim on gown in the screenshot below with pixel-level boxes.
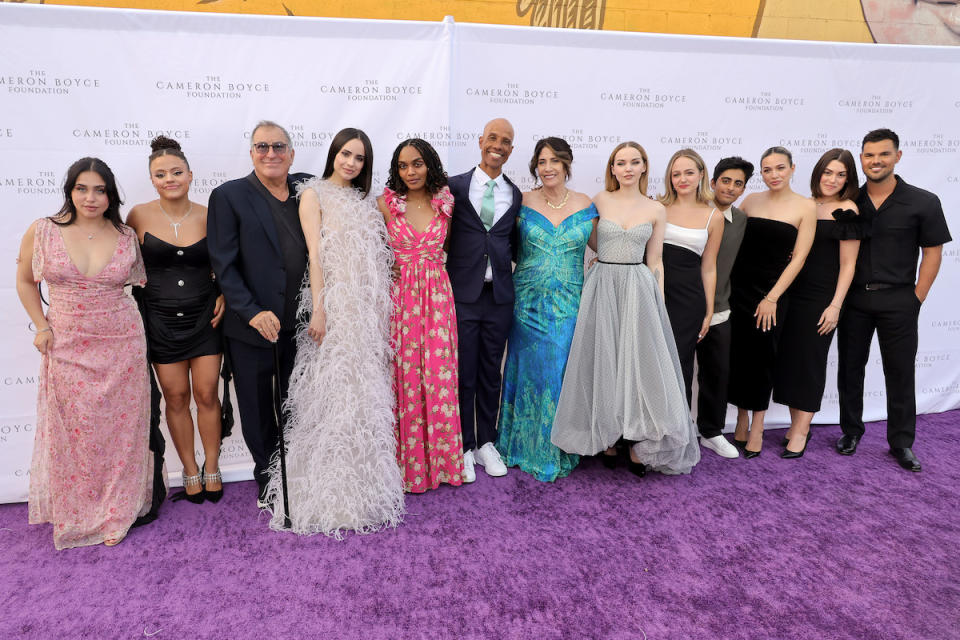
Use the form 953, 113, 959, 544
263, 178, 405, 537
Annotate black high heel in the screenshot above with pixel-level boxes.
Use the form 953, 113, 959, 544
601, 451, 619, 469
627, 460, 647, 477
743, 448, 761, 459
203, 463, 224, 503
171, 468, 205, 504
781, 432, 812, 459
733, 439, 747, 450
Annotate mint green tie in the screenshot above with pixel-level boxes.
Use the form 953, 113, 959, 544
479, 179, 496, 230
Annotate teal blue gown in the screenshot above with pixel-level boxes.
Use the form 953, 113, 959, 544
496, 204, 598, 481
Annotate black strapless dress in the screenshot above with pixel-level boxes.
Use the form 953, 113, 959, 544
140, 233, 221, 364
772, 211, 868, 412
727, 217, 797, 411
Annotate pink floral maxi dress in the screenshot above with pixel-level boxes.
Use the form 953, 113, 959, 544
29, 218, 154, 549
385, 187, 464, 492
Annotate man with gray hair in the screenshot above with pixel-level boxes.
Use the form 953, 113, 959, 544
208, 121, 313, 506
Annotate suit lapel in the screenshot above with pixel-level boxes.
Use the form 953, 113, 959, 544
454, 169, 484, 228
244, 172, 282, 256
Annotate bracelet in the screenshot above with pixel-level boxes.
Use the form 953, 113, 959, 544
34, 327, 52, 334
828, 304, 841, 311
764, 296, 777, 304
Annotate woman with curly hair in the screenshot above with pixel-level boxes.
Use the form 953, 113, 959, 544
377, 138, 465, 493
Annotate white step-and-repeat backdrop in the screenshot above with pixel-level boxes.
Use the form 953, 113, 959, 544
1, 5, 957, 502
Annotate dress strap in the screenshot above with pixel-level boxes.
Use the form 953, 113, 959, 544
705, 207, 717, 229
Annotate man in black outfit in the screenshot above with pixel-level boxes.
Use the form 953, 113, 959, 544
696, 157, 754, 459
208, 121, 312, 504
836, 128, 951, 472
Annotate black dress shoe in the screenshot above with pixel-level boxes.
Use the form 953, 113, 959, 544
743, 448, 761, 459
836, 434, 860, 456
781, 432, 811, 459
890, 447, 922, 472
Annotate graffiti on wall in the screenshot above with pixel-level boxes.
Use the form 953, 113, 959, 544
516, 0, 606, 29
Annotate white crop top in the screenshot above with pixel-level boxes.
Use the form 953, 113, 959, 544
663, 208, 717, 257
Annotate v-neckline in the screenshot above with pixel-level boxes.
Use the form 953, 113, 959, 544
56, 223, 122, 280
401, 210, 438, 236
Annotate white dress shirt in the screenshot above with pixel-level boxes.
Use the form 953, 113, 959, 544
468, 166, 512, 281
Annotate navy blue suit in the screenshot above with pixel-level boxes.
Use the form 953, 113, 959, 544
207, 171, 312, 495
446, 168, 521, 451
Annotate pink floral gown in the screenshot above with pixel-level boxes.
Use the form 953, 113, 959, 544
385, 186, 464, 493
29, 218, 154, 549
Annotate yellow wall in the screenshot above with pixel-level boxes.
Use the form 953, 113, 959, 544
8, 0, 958, 44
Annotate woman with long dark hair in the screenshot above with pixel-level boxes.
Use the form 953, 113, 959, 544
15, 158, 155, 548
263, 128, 404, 536
377, 138, 464, 493
772, 149, 864, 457
127, 136, 226, 502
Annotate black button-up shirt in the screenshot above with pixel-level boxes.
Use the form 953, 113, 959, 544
853, 175, 951, 287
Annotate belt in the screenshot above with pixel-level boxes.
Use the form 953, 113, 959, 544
864, 283, 897, 291
597, 260, 642, 265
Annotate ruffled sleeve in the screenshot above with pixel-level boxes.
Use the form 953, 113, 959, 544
31, 218, 47, 283
126, 228, 147, 288
383, 186, 404, 217
830, 208, 870, 240
431, 186, 454, 218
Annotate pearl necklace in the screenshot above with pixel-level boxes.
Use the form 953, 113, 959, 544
158, 202, 193, 240
544, 189, 570, 210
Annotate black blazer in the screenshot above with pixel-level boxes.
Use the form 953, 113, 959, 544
446, 168, 522, 305
207, 171, 313, 347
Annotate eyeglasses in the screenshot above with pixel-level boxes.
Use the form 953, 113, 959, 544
252, 142, 289, 155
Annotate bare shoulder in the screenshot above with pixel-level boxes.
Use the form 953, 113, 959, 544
839, 198, 858, 213
522, 190, 538, 206
569, 190, 592, 210
125, 203, 145, 228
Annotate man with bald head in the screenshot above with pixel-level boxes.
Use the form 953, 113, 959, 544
447, 118, 522, 483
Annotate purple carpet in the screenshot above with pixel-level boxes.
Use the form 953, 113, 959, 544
2, 412, 959, 640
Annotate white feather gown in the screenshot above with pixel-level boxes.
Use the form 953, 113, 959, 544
263, 178, 405, 537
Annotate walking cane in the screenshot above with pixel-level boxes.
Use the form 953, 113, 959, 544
272, 343, 292, 529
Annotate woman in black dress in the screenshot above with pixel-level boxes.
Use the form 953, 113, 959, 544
772, 149, 864, 458
728, 147, 816, 458
126, 136, 225, 502
658, 148, 723, 406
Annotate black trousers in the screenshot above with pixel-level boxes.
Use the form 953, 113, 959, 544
695, 319, 731, 439
837, 286, 920, 449
455, 283, 513, 452
228, 330, 298, 496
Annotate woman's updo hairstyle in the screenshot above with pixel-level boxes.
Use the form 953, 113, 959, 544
148, 135, 190, 170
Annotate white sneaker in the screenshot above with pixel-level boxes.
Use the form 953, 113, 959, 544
474, 442, 508, 477
462, 450, 476, 483
700, 435, 740, 459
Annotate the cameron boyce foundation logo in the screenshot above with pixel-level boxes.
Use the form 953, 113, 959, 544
1, 69, 101, 95
837, 95, 913, 115
2, 168, 58, 196
0, 421, 33, 445
319, 79, 424, 102
778, 134, 832, 155
155, 76, 270, 100
0, 127, 13, 139
530, 129, 622, 151
902, 134, 960, 154
465, 82, 559, 105
393, 126, 474, 151
192, 170, 229, 196
660, 131, 743, 153
724, 90, 804, 112
600, 87, 686, 110
72, 122, 158, 148
284, 124, 340, 150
